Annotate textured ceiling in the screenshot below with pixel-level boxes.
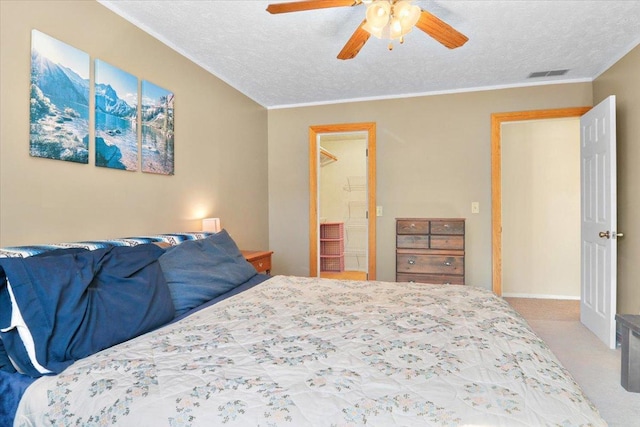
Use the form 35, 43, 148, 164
98, 0, 640, 109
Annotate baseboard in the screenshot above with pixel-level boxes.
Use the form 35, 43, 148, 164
502, 293, 580, 300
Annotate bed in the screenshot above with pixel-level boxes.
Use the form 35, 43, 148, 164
1, 232, 606, 426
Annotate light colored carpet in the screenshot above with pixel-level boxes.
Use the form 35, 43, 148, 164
505, 297, 580, 321
506, 297, 640, 427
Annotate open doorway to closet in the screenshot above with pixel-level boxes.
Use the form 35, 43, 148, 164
309, 123, 376, 280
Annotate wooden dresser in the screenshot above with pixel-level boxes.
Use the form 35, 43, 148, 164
396, 218, 465, 285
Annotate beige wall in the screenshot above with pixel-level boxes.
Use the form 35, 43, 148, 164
502, 118, 581, 299
268, 84, 593, 284
594, 45, 640, 315
0, 1, 269, 249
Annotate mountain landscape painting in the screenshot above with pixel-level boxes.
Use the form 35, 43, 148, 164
29, 30, 89, 163
141, 80, 174, 175
95, 60, 138, 171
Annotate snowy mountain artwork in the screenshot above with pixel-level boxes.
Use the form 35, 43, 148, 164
29, 30, 90, 163
94, 59, 138, 171
141, 80, 174, 175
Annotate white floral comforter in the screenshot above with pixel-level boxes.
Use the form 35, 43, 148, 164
15, 276, 605, 426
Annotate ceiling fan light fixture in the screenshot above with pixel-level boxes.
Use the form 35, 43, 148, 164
362, 21, 385, 38
395, 1, 421, 30
363, 0, 420, 42
365, 0, 391, 29
389, 16, 403, 39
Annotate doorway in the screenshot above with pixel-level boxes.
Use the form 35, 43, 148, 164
491, 107, 591, 295
309, 123, 376, 280
501, 117, 581, 298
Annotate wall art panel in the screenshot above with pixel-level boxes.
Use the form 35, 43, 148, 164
141, 80, 174, 175
94, 59, 138, 171
29, 30, 90, 164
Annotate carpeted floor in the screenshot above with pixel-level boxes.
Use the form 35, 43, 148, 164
505, 297, 580, 321
505, 297, 640, 427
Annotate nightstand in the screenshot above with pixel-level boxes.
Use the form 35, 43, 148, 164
241, 250, 273, 274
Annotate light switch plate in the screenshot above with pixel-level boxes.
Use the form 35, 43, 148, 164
376, 206, 383, 216
471, 202, 480, 214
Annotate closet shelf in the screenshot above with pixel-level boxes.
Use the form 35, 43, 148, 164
320, 147, 338, 166
343, 176, 366, 192
345, 222, 367, 229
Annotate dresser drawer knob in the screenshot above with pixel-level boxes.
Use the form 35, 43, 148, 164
444, 224, 450, 228
410, 223, 416, 228
258, 262, 264, 267
444, 261, 452, 266
408, 259, 416, 265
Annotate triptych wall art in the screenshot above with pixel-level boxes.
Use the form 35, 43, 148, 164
29, 30, 175, 175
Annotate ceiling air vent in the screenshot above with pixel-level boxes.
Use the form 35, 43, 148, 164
528, 69, 569, 78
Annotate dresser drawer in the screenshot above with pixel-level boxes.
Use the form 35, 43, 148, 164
241, 250, 273, 274
248, 256, 271, 273
396, 254, 464, 275
396, 219, 430, 235
430, 220, 464, 235
396, 235, 429, 249
430, 235, 464, 250
396, 273, 464, 285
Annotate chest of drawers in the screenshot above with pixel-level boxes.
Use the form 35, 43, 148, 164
396, 218, 465, 285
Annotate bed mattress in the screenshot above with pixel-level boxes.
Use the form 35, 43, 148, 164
14, 276, 605, 426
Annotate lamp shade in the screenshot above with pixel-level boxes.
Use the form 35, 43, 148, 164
202, 218, 221, 233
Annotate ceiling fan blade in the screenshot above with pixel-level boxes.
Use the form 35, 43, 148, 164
337, 20, 370, 60
415, 10, 468, 49
267, 0, 358, 14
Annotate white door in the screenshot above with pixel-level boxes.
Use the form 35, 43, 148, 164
580, 95, 617, 349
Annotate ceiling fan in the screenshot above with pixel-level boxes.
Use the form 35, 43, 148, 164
266, 0, 468, 60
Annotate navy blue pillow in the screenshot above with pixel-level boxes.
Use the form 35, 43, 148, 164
0, 339, 16, 374
32, 247, 89, 258
159, 230, 257, 317
0, 271, 16, 374
0, 245, 89, 373
0, 244, 174, 377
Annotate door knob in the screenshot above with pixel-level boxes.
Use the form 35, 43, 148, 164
599, 231, 624, 239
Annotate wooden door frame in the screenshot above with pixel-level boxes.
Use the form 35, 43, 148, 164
491, 107, 591, 295
309, 122, 376, 279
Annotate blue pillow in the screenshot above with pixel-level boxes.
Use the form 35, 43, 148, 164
0, 245, 90, 373
159, 229, 257, 317
0, 244, 174, 377
32, 247, 88, 258
0, 339, 16, 374
0, 272, 16, 374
